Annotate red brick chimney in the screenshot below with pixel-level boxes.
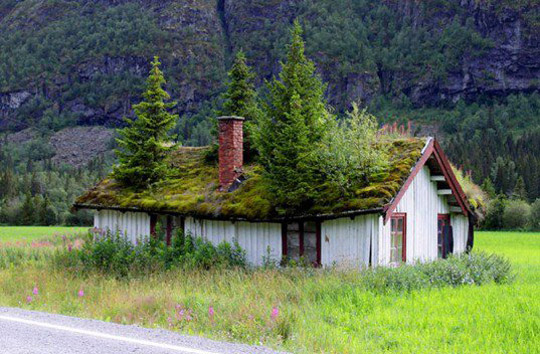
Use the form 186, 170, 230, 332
218, 116, 244, 190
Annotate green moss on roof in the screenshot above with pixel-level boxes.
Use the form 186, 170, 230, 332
75, 138, 426, 220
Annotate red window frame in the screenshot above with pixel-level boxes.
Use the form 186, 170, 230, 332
437, 214, 451, 258
390, 213, 407, 263
282, 221, 322, 267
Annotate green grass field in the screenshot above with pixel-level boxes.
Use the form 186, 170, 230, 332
0, 230, 538, 353
0, 226, 89, 243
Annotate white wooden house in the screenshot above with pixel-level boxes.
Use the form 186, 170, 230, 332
75, 116, 474, 267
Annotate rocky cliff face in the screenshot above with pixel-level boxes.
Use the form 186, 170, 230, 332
0, 0, 226, 130
391, 0, 539, 105
0, 0, 538, 132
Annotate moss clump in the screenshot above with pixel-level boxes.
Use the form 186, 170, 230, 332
75, 138, 427, 220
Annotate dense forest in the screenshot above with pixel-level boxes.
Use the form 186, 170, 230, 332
0, 134, 113, 225
0, 0, 538, 226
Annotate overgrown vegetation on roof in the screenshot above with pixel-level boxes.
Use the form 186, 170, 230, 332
74, 137, 425, 220
452, 164, 488, 220
76, 22, 407, 220
76, 22, 422, 220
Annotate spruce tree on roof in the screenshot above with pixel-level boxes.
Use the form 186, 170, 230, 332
255, 20, 331, 210
114, 56, 178, 188
221, 50, 259, 120
220, 50, 261, 161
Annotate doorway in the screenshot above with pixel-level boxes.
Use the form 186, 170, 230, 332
437, 214, 451, 258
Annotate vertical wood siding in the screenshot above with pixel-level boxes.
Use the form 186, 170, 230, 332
184, 217, 282, 266
320, 214, 379, 268
451, 214, 468, 253
379, 166, 468, 265
93, 210, 150, 243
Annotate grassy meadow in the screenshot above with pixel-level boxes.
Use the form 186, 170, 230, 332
0, 226, 88, 243
0, 229, 538, 353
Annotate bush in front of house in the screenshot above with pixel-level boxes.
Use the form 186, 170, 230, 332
54, 230, 247, 277
359, 251, 513, 293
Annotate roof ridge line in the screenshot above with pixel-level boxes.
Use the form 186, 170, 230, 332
421, 136, 433, 154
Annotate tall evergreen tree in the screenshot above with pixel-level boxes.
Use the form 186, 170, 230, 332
255, 20, 331, 210
38, 195, 56, 226
21, 192, 35, 225
481, 177, 496, 199
30, 171, 42, 196
221, 50, 260, 121
512, 176, 527, 201
0, 169, 17, 199
114, 56, 178, 188
221, 50, 261, 160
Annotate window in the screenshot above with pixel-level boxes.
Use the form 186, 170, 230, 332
282, 221, 321, 266
390, 213, 406, 264
438, 214, 451, 258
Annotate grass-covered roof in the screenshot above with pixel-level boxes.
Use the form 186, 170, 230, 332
74, 138, 427, 221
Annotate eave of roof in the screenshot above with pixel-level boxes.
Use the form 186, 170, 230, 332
73, 202, 385, 223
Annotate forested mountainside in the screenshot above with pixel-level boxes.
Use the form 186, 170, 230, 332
0, 0, 539, 225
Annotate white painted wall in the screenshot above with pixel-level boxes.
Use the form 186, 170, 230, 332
320, 214, 378, 268
184, 217, 282, 266
94, 210, 151, 243
451, 214, 469, 253
378, 166, 469, 265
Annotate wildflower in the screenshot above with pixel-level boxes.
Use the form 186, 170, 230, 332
173, 304, 193, 323
68, 244, 72, 252
32, 286, 38, 296
26, 296, 32, 303
271, 306, 279, 320
78, 289, 84, 297
208, 306, 215, 319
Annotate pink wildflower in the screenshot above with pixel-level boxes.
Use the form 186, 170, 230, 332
78, 289, 84, 297
68, 244, 73, 252
176, 308, 185, 321
271, 306, 279, 320
26, 296, 33, 303
208, 306, 215, 319
32, 286, 38, 296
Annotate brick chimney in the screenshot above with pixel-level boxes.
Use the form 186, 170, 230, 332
218, 116, 244, 190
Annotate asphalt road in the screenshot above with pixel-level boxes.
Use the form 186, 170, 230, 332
0, 307, 282, 354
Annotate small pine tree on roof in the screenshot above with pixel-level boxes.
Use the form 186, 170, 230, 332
221, 50, 260, 120
220, 50, 261, 161
114, 56, 178, 188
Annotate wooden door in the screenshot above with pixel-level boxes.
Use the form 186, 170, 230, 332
437, 214, 451, 258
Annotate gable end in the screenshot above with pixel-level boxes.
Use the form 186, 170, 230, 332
383, 138, 471, 223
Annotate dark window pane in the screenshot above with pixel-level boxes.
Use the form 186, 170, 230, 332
286, 223, 300, 261
303, 221, 317, 264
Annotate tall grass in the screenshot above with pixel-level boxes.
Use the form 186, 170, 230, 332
0, 231, 537, 353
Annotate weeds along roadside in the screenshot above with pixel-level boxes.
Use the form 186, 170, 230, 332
0, 229, 515, 291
